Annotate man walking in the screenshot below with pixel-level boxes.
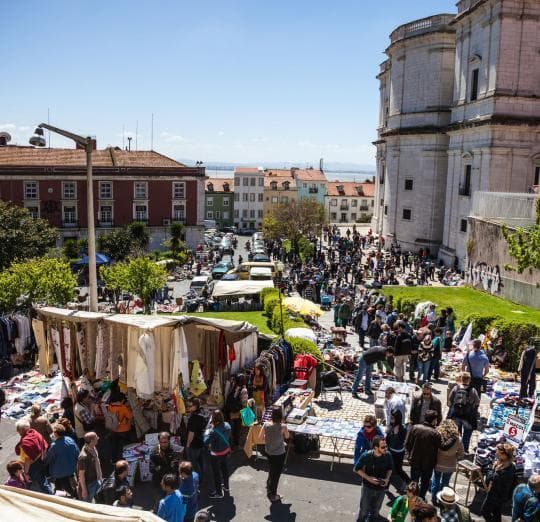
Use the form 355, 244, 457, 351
367, 315, 383, 348
383, 387, 405, 432
77, 432, 103, 502
354, 436, 393, 522
393, 321, 412, 382
410, 383, 442, 426
447, 372, 479, 452
405, 410, 441, 499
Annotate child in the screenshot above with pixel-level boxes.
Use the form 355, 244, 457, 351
391, 482, 420, 522
179, 461, 199, 522
5, 460, 26, 489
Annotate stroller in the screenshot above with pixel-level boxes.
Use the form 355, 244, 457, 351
320, 293, 332, 311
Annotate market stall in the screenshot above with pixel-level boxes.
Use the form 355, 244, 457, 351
210, 279, 274, 312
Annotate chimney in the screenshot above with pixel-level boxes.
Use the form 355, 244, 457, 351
76, 139, 97, 150
319, 157, 324, 171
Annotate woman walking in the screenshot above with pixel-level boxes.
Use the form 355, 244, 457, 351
481, 443, 517, 522
386, 409, 409, 487
264, 406, 289, 502
431, 419, 464, 502
204, 410, 231, 499
417, 335, 434, 384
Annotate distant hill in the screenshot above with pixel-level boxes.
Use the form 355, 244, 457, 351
178, 159, 375, 173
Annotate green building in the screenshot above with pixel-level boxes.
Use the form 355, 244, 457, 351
205, 178, 234, 230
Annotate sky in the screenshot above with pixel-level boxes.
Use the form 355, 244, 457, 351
1, 0, 457, 167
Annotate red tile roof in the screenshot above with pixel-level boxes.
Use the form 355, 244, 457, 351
235, 167, 262, 174
0, 145, 185, 168
264, 169, 296, 188
327, 181, 375, 197
293, 168, 327, 181
206, 178, 234, 191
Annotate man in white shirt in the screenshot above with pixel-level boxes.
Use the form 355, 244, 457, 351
426, 304, 437, 324
384, 387, 405, 431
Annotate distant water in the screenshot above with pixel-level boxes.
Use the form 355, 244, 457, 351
204, 167, 375, 182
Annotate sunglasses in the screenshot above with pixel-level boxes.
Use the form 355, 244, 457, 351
364, 424, 374, 428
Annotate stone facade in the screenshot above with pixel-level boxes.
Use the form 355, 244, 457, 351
233, 167, 265, 232
375, 0, 540, 268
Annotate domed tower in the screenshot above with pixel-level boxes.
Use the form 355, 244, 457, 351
375, 14, 455, 254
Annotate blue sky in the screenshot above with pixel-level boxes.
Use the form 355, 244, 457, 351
1, 0, 456, 166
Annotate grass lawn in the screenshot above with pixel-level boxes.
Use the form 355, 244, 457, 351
180, 311, 275, 335
381, 286, 540, 325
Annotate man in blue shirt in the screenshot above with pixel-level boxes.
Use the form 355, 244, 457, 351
512, 474, 540, 522
461, 339, 490, 397
157, 473, 186, 522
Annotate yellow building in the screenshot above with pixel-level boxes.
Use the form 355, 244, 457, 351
263, 169, 297, 215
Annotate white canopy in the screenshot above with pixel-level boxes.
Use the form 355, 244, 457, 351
211, 279, 274, 298
284, 327, 318, 343
37, 307, 108, 323
0, 485, 162, 522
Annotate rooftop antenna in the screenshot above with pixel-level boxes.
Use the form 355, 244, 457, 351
151, 113, 154, 150
47, 108, 51, 148
135, 120, 138, 151
122, 124, 125, 150
127, 136, 132, 151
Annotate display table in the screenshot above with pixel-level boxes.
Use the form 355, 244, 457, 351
243, 388, 315, 458
287, 417, 362, 470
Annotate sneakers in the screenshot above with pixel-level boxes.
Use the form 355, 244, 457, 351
209, 492, 224, 499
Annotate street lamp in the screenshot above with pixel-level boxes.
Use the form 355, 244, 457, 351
29, 123, 98, 312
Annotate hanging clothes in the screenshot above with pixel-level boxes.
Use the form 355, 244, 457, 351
190, 359, 207, 396
61, 326, 72, 378
209, 370, 224, 407
218, 330, 227, 368
134, 331, 155, 399
50, 326, 62, 373
94, 322, 110, 380
76, 325, 88, 374
127, 388, 150, 438
32, 319, 50, 375
170, 327, 190, 394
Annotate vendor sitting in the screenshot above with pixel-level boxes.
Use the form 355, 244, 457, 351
149, 432, 181, 487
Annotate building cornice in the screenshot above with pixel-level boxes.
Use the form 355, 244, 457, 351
448, 114, 540, 131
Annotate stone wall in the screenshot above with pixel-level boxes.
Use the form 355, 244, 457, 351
466, 217, 540, 308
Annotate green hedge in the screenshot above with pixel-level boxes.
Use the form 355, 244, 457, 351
271, 304, 305, 334
261, 287, 279, 307
284, 335, 322, 369
264, 296, 280, 316
384, 293, 540, 371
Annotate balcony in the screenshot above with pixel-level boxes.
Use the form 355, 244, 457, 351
360, 205, 369, 211
340, 204, 349, 210
133, 217, 148, 223
172, 215, 186, 223
98, 220, 113, 228
62, 220, 78, 228
458, 184, 471, 197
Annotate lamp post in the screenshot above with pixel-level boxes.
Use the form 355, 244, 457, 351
30, 124, 98, 312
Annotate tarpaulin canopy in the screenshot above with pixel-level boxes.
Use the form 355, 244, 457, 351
211, 279, 274, 298
37, 307, 109, 323
73, 253, 110, 266
0, 485, 163, 522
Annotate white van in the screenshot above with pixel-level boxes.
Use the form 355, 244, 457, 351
189, 275, 211, 294
249, 266, 273, 281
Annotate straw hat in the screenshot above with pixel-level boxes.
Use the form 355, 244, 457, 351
437, 486, 459, 505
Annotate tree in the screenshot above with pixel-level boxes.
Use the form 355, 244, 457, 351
98, 228, 136, 262
502, 199, 540, 275
100, 257, 167, 312
163, 223, 189, 264
0, 202, 58, 269
263, 199, 326, 257
128, 222, 150, 254
0, 257, 76, 312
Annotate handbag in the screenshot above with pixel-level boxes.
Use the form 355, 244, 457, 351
240, 407, 256, 427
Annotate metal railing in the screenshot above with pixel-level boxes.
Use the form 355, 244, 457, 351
390, 14, 455, 44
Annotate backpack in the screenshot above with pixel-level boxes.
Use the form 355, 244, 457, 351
452, 386, 472, 418
94, 472, 117, 504
102, 404, 119, 431
321, 370, 339, 388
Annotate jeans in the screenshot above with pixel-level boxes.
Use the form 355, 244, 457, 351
417, 360, 432, 384
266, 452, 286, 497
210, 453, 230, 495
187, 446, 206, 483
428, 358, 440, 380
84, 479, 101, 502
357, 485, 385, 522
28, 458, 53, 494
452, 418, 473, 452
353, 357, 372, 393
409, 353, 418, 381
394, 355, 408, 381
431, 470, 452, 500
410, 466, 433, 500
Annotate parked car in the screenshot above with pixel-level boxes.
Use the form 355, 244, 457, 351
253, 253, 271, 262
211, 260, 234, 279
220, 238, 234, 255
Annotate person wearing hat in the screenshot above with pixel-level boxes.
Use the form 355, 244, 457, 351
437, 487, 471, 522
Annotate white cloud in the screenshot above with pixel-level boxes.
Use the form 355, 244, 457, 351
0, 123, 17, 132
250, 137, 269, 144
297, 140, 317, 149
217, 130, 225, 136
